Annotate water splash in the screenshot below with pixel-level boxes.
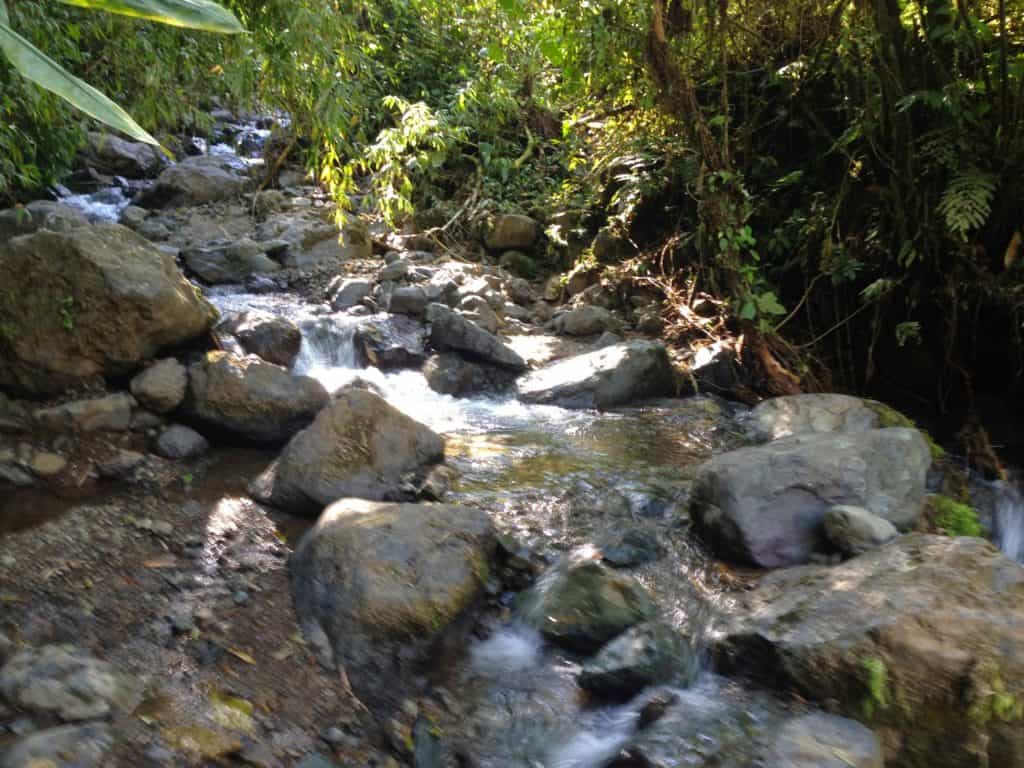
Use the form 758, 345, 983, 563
993, 480, 1024, 563
59, 187, 131, 223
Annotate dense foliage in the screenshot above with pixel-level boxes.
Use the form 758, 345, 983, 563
3, 0, 1024, 438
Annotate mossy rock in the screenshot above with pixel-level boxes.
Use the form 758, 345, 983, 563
923, 494, 985, 537
499, 250, 538, 278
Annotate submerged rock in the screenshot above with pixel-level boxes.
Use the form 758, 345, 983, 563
716, 535, 1024, 768
518, 560, 657, 653
517, 341, 675, 410
216, 310, 302, 368
291, 498, 495, 645
578, 622, 695, 699
249, 387, 444, 513
0, 224, 217, 396
690, 428, 931, 567
186, 351, 328, 444
0, 644, 143, 721
425, 303, 526, 370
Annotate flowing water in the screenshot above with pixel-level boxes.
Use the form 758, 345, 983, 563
991, 477, 1024, 563
205, 287, 796, 767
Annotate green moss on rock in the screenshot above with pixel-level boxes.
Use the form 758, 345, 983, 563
925, 494, 984, 538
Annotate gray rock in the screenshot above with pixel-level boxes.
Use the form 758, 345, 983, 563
140, 155, 251, 207
353, 314, 428, 370
130, 358, 188, 414
0, 201, 88, 242
824, 505, 898, 556
388, 285, 429, 316
0, 644, 143, 721
96, 449, 145, 479
715, 535, 1024, 768
119, 205, 148, 229
249, 388, 444, 513
553, 306, 616, 336
601, 529, 663, 568
690, 428, 931, 567
594, 331, 623, 349
422, 353, 517, 397
425, 303, 526, 371
35, 393, 136, 433
519, 560, 657, 653
186, 352, 329, 444
379, 259, 410, 282
578, 622, 695, 699
769, 714, 883, 768
0, 224, 217, 396
183, 238, 281, 285
517, 341, 675, 410
217, 310, 302, 368
291, 499, 495, 646
747, 394, 887, 443
329, 277, 373, 310
505, 277, 535, 306
485, 214, 539, 251
84, 131, 166, 178
1, 723, 114, 768
155, 424, 209, 459
459, 295, 499, 334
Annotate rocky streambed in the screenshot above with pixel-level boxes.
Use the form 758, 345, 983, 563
1, 122, 1023, 768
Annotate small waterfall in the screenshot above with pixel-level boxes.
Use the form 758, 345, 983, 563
994, 479, 1024, 563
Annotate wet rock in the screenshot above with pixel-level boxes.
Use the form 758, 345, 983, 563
155, 424, 210, 459
485, 214, 539, 251
29, 452, 66, 478
715, 535, 1024, 768
422, 353, 517, 397
183, 238, 281, 284
552, 306, 617, 336
291, 499, 495, 646
0, 644, 143, 721
769, 714, 883, 768
579, 622, 695, 699
217, 310, 301, 368
131, 358, 188, 414
747, 394, 888, 443
329, 277, 373, 310
388, 285, 429, 316
425, 303, 527, 370
518, 560, 657, 653
1, 722, 114, 768
0, 201, 88, 242
140, 155, 252, 207
823, 505, 898, 557
186, 351, 329, 444
83, 131, 165, 178
0, 224, 217, 396
517, 341, 675, 410
601, 529, 663, 568
637, 691, 679, 730
250, 387, 444, 513
35, 393, 136, 433
690, 428, 931, 567
353, 314, 428, 370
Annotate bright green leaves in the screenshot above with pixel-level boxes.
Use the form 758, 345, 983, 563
53, 0, 243, 33
0, 0, 242, 145
0, 9, 159, 143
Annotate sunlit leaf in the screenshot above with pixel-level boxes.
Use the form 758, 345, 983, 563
0, 20, 158, 144
53, 0, 243, 33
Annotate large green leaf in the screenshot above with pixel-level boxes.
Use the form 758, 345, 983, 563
0, 19, 158, 144
54, 0, 243, 33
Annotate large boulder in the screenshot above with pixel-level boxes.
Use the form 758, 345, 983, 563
0, 201, 88, 242
353, 314, 428, 370
423, 353, 517, 397
183, 238, 281, 284
139, 155, 251, 207
518, 559, 657, 653
0, 224, 217, 396
0, 644, 144, 721
715, 535, 1024, 768
216, 310, 301, 368
690, 428, 931, 567
578, 622, 695, 699
747, 394, 892, 442
249, 387, 445, 513
425, 303, 527, 370
83, 131, 166, 178
186, 351, 328, 444
484, 214, 539, 251
291, 498, 495, 646
516, 341, 675, 410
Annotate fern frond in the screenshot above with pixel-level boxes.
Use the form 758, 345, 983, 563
938, 169, 996, 241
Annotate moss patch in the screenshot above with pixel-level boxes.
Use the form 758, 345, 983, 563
862, 656, 890, 718
925, 494, 984, 538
